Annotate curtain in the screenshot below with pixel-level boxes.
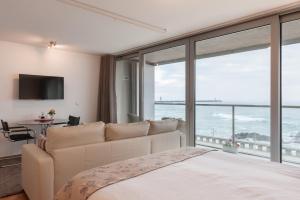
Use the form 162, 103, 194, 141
97, 55, 117, 123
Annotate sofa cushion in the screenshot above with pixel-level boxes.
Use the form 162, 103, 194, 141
110, 137, 151, 162
52, 142, 111, 193
148, 119, 178, 135
150, 130, 181, 153
105, 121, 150, 141
161, 117, 186, 133
46, 121, 105, 154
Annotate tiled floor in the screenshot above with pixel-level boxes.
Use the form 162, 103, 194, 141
0, 193, 28, 200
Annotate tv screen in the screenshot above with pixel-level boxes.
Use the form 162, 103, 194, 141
19, 74, 64, 100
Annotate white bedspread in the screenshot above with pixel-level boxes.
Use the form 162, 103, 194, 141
89, 151, 300, 200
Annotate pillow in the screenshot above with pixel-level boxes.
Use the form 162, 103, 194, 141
105, 121, 150, 141
46, 121, 105, 154
162, 117, 186, 133
148, 119, 178, 135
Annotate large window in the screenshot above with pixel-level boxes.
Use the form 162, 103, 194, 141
195, 26, 271, 158
115, 11, 300, 165
143, 45, 186, 122
282, 18, 300, 164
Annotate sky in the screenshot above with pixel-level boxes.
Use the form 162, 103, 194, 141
154, 43, 300, 105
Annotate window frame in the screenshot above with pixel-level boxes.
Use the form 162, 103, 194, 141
115, 8, 300, 163
279, 11, 300, 164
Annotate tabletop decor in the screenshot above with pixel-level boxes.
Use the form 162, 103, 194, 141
48, 109, 56, 119
40, 112, 46, 119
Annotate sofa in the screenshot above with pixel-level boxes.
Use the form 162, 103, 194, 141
21, 119, 186, 200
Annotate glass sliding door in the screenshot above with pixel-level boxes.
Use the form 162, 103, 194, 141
195, 25, 271, 158
282, 18, 300, 164
142, 45, 186, 126
115, 57, 139, 123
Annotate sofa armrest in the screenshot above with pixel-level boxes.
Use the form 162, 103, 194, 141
22, 144, 54, 200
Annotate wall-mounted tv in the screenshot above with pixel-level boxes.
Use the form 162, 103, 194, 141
19, 74, 64, 100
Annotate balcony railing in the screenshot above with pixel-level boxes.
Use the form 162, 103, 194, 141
155, 101, 300, 163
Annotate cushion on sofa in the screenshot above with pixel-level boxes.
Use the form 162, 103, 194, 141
105, 121, 150, 141
46, 121, 105, 154
148, 119, 178, 135
149, 130, 181, 153
162, 117, 187, 134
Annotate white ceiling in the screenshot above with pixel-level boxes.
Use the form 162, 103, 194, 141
0, 0, 300, 55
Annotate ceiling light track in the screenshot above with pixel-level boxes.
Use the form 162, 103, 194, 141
57, 0, 167, 33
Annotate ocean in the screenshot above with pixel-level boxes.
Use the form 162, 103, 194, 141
154, 104, 300, 149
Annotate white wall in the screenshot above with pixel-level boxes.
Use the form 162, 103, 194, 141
0, 41, 101, 123
116, 60, 130, 123
0, 40, 101, 157
143, 63, 155, 120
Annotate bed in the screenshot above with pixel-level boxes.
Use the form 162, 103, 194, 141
56, 147, 300, 200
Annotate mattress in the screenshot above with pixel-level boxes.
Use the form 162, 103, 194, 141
57, 148, 300, 200
89, 151, 300, 200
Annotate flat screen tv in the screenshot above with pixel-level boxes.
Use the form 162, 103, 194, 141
19, 74, 64, 100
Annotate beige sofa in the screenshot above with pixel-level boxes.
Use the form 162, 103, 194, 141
22, 120, 186, 200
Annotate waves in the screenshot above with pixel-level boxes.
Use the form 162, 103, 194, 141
212, 113, 266, 122
155, 104, 300, 138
